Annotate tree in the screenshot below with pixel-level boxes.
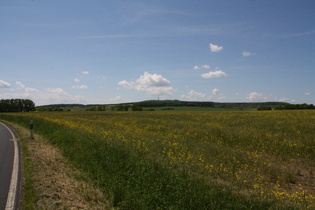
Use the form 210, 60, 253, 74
0, 99, 35, 112
274, 105, 284, 110
131, 105, 143, 111
257, 105, 272, 110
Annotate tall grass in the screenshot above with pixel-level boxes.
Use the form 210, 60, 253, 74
1, 110, 314, 209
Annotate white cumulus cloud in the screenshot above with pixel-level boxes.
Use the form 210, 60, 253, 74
210, 43, 223, 52
208, 88, 226, 101
181, 90, 206, 100
201, 70, 228, 78
82, 71, 89, 75
212, 88, 220, 95
118, 72, 174, 96
201, 65, 210, 69
118, 80, 135, 89
0, 80, 11, 88
74, 78, 80, 82
193, 66, 200, 70
246, 92, 267, 102
181, 88, 226, 101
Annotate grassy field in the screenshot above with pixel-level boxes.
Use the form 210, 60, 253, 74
143, 106, 245, 111
1, 110, 314, 209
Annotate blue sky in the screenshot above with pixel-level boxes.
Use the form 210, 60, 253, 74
1, 0, 314, 105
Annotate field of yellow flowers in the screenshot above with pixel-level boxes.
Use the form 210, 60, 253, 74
1, 110, 314, 209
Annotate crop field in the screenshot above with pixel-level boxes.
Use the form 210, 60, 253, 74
1, 110, 315, 209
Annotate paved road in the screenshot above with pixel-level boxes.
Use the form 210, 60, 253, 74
0, 122, 22, 210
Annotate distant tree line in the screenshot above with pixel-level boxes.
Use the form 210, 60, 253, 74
134, 100, 291, 109
257, 105, 273, 110
0, 99, 35, 112
135, 100, 215, 107
36, 107, 70, 112
110, 105, 143, 111
86, 105, 106, 111
38, 104, 84, 108
274, 103, 315, 110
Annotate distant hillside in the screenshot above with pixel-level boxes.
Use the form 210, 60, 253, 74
36, 100, 290, 110
134, 100, 215, 107
133, 100, 289, 109
37, 104, 86, 108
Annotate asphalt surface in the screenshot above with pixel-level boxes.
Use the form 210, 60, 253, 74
0, 122, 22, 210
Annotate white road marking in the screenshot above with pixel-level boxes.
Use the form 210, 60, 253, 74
0, 123, 19, 210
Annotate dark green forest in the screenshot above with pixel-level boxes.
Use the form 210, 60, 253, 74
0, 99, 35, 112
133, 100, 290, 109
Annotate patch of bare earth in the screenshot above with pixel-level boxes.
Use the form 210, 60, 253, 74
7, 122, 111, 209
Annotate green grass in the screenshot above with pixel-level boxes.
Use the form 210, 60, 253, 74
21, 139, 37, 209
1, 111, 314, 209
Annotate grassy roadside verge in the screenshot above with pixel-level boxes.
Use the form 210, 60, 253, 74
2, 120, 110, 209
0, 114, 277, 209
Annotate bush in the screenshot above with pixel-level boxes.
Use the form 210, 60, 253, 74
257, 105, 272, 110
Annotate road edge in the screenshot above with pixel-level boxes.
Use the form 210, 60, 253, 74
0, 122, 21, 210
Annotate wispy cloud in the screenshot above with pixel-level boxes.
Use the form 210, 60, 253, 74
16, 81, 39, 92
0, 80, 11, 88
109, 96, 122, 102
72, 85, 88, 89
124, 4, 190, 24
201, 65, 210, 69
46, 88, 68, 96
82, 71, 89, 75
174, 25, 223, 36
242, 51, 255, 57
201, 70, 227, 79
78, 34, 143, 39
282, 30, 315, 38
193, 65, 210, 70
78, 24, 224, 40
246, 92, 267, 102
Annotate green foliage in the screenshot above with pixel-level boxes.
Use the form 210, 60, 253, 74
131, 105, 143, 111
134, 100, 289, 109
283, 103, 315, 110
274, 105, 284, 110
110, 105, 130, 111
0, 99, 35, 112
20, 132, 37, 209
257, 105, 272, 110
36, 107, 65, 112
86, 105, 106, 111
